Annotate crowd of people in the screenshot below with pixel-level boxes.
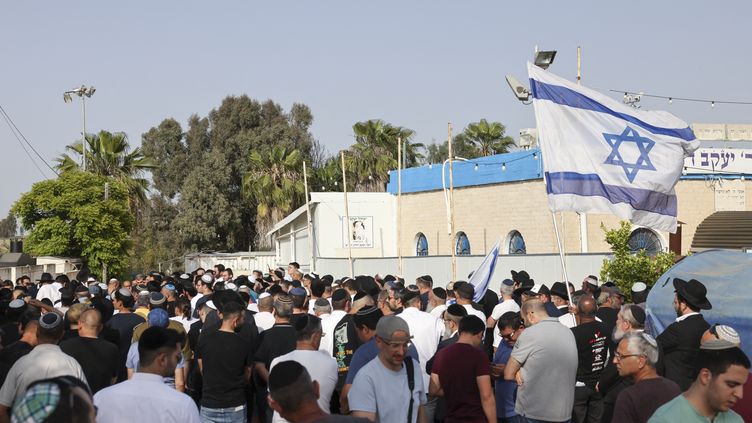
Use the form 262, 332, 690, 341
0, 263, 747, 423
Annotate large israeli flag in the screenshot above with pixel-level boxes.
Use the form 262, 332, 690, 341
528, 63, 699, 233
469, 239, 500, 302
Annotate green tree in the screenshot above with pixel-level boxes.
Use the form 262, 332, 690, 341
128, 194, 181, 274
349, 119, 423, 191
12, 172, 133, 278
141, 119, 186, 199
455, 119, 515, 158
600, 221, 676, 300
242, 146, 305, 248
172, 150, 240, 251
0, 211, 16, 238
56, 130, 156, 208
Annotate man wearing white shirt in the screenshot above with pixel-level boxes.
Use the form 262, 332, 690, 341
254, 294, 276, 332
454, 282, 487, 324
269, 314, 338, 423
429, 288, 448, 320
94, 326, 200, 423
35, 273, 62, 305
487, 279, 520, 349
319, 290, 349, 356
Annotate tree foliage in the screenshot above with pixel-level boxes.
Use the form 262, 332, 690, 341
141, 119, 186, 199
56, 130, 155, 209
242, 146, 305, 248
12, 172, 133, 278
0, 211, 16, 238
600, 221, 676, 300
348, 119, 423, 191
455, 118, 515, 157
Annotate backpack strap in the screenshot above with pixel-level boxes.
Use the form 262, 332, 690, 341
404, 356, 415, 423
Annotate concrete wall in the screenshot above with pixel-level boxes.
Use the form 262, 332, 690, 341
184, 252, 278, 274
317, 252, 609, 293
397, 178, 752, 257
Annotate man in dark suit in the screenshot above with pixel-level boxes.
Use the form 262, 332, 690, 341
657, 278, 711, 391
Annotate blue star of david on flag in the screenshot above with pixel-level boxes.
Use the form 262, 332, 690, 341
602, 127, 656, 183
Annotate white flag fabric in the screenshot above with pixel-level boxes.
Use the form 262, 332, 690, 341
528, 63, 699, 233
469, 239, 500, 303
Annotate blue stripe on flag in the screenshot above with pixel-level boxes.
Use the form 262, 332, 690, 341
545, 171, 678, 217
530, 79, 696, 142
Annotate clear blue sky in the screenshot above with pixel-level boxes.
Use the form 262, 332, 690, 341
2, 1, 751, 217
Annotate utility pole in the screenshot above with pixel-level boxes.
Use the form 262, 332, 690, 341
102, 182, 109, 282
448, 123, 456, 282
341, 152, 353, 278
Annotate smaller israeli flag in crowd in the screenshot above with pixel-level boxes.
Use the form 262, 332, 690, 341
528, 63, 699, 233
469, 239, 500, 302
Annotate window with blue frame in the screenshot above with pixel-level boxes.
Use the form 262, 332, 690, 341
508, 230, 526, 254
416, 233, 429, 256
628, 228, 662, 256
455, 232, 471, 255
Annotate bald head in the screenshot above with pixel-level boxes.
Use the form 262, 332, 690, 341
577, 295, 597, 317
521, 299, 548, 326
78, 309, 102, 337
258, 295, 274, 312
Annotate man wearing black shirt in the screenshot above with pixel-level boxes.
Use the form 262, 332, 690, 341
60, 308, 119, 394
571, 296, 608, 423
0, 309, 39, 387
106, 288, 145, 382
254, 294, 297, 423
196, 301, 252, 423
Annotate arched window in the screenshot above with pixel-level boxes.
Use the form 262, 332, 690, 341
508, 230, 527, 254
455, 232, 471, 255
415, 233, 429, 256
628, 228, 663, 255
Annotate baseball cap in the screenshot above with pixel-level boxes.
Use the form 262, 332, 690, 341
375, 315, 412, 342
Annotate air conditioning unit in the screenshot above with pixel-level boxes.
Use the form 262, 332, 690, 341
518, 128, 538, 149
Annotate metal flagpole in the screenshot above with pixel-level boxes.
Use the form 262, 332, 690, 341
577, 46, 589, 254
303, 161, 315, 273
341, 151, 354, 278
397, 137, 403, 275
551, 212, 575, 308
448, 123, 456, 282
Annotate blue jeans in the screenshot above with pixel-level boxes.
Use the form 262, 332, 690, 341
200, 405, 247, 423
499, 416, 525, 423
518, 417, 570, 423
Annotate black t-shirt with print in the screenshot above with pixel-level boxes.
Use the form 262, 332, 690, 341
571, 320, 609, 388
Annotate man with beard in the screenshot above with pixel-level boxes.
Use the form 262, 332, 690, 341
599, 304, 646, 423
656, 278, 711, 391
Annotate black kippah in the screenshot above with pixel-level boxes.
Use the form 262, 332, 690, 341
446, 303, 467, 318
269, 361, 305, 391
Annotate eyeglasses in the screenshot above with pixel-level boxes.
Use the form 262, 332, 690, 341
613, 352, 644, 361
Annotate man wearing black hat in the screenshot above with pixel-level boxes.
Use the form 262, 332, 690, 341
656, 278, 712, 391
34, 273, 61, 305
549, 282, 571, 317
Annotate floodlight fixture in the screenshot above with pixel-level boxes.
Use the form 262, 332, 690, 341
534, 50, 557, 70
505, 75, 531, 102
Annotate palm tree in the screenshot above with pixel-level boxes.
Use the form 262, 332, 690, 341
56, 130, 156, 208
350, 120, 423, 191
459, 119, 515, 157
242, 145, 305, 248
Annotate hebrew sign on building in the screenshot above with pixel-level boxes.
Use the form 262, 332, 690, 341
685, 148, 752, 174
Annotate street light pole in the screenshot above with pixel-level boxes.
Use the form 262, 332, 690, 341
63, 85, 96, 172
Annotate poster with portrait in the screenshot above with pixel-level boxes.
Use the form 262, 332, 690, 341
342, 216, 373, 248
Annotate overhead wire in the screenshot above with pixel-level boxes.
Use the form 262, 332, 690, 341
0, 104, 59, 178
608, 90, 752, 106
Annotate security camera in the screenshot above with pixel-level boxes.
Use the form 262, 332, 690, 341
505, 75, 531, 102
